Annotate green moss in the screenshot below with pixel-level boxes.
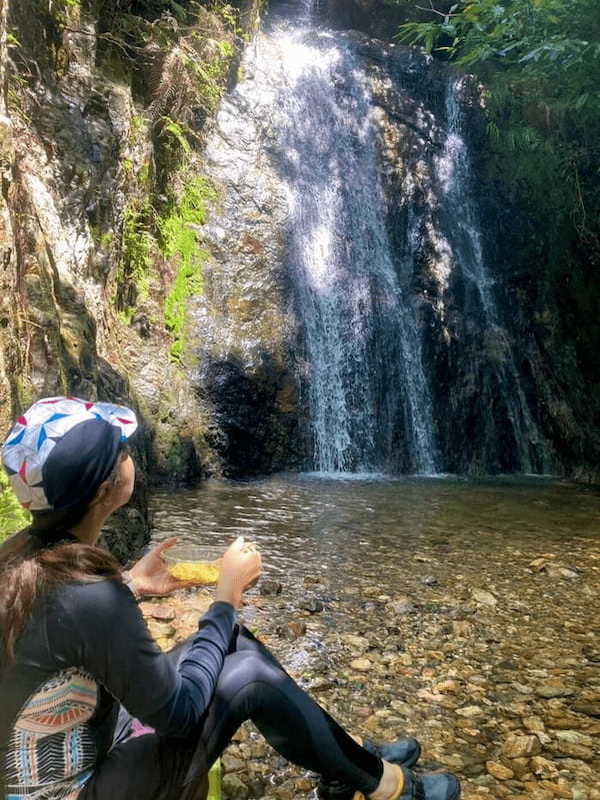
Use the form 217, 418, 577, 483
159, 178, 217, 362
100, 231, 114, 248
119, 204, 155, 305
0, 470, 31, 543
15, 375, 35, 411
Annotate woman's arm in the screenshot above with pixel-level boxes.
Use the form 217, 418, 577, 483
56, 580, 235, 738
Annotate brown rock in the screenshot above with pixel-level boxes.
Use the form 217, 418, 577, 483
501, 733, 542, 758
530, 756, 559, 778
276, 620, 307, 640
535, 681, 574, 698
509, 757, 531, 778
486, 760, 514, 780
222, 753, 245, 772
522, 784, 555, 800
350, 658, 372, 672
537, 783, 572, 799
222, 773, 249, 799
147, 620, 176, 638
139, 602, 176, 621
434, 679, 460, 694
452, 620, 473, 637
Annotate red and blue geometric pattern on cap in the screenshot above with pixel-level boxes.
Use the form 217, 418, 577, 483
1, 396, 138, 511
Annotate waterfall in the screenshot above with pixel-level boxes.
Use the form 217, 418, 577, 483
436, 77, 548, 473
199, 5, 556, 477
257, 4, 438, 474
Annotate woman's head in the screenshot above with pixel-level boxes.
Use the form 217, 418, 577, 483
1, 396, 138, 517
26, 443, 136, 542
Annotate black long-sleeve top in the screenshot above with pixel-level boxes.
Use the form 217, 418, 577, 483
0, 579, 235, 800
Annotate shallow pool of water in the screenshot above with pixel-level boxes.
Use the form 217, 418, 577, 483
149, 476, 600, 797
150, 474, 599, 588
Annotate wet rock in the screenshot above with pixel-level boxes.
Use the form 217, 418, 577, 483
544, 565, 579, 579
582, 645, 600, 663
260, 580, 283, 596
433, 679, 460, 694
471, 589, 497, 606
452, 620, 473, 637
341, 634, 369, 654
299, 599, 324, 613
307, 677, 335, 692
522, 716, 545, 733
456, 705, 485, 718
276, 621, 307, 640
544, 711, 586, 730
386, 597, 418, 615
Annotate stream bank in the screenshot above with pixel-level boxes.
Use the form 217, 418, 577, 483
146, 475, 600, 799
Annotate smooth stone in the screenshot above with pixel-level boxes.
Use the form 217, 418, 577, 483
571, 701, 600, 717
350, 658, 372, 672
471, 589, 497, 606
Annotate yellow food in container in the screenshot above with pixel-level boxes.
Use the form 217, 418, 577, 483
169, 560, 220, 584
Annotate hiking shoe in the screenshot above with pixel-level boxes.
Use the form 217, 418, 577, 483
362, 737, 421, 768
317, 765, 460, 800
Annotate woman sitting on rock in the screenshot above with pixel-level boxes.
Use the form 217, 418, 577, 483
0, 396, 460, 800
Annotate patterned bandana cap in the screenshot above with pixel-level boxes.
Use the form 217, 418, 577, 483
1, 397, 138, 512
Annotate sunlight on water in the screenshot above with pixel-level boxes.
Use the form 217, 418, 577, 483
150, 476, 600, 588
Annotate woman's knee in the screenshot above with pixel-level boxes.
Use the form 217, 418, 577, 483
215, 650, 284, 701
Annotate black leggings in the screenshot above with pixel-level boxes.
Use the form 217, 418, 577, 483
80, 625, 382, 800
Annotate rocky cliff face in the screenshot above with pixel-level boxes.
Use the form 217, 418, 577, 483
0, 0, 264, 555
193, 5, 597, 477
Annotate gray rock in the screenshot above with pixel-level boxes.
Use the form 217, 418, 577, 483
260, 580, 283, 596
299, 598, 324, 613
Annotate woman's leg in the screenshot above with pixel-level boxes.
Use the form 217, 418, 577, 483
182, 625, 383, 796
84, 625, 382, 800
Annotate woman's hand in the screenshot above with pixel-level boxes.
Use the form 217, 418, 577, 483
214, 536, 262, 609
128, 538, 191, 598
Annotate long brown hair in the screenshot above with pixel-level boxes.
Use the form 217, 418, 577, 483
0, 450, 127, 667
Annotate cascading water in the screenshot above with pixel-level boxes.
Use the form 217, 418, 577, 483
262, 2, 438, 474
198, 2, 557, 477
436, 77, 549, 473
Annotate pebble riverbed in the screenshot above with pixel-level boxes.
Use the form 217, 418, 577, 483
146, 476, 600, 799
